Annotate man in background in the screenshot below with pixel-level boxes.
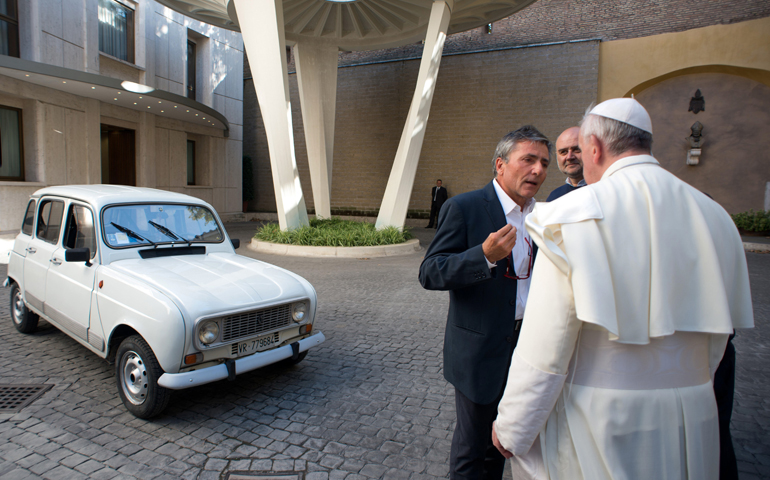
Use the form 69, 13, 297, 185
420, 125, 551, 479
546, 126, 585, 201
426, 179, 448, 228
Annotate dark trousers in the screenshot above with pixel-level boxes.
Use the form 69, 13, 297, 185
714, 337, 738, 480
427, 202, 441, 228
450, 388, 506, 480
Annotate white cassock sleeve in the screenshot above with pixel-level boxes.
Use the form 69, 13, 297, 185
495, 247, 582, 455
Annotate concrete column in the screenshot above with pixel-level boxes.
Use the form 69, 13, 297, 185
375, 0, 452, 230
137, 112, 156, 187
85, 99, 101, 184
294, 42, 338, 219
18, 0, 42, 62
232, 0, 309, 230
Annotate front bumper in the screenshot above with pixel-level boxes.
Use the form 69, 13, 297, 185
158, 331, 326, 390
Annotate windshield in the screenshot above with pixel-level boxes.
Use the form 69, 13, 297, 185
102, 204, 223, 248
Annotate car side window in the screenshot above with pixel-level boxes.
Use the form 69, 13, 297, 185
64, 204, 97, 259
21, 200, 36, 236
36, 199, 65, 244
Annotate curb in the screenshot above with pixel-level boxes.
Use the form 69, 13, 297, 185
247, 238, 422, 258
744, 242, 770, 253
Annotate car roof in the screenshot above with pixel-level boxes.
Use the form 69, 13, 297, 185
31, 185, 212, 210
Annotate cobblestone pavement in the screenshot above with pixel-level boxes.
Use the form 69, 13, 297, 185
0, 225, 767, 480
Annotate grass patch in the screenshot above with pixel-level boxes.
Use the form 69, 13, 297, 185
254, 217, 413, 247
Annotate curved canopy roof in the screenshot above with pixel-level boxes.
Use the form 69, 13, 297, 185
156, 0, 537, 51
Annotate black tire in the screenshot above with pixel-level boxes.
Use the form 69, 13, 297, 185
10, 283, 38, 334
282, 350, 308, 366
116, 335, 171, 419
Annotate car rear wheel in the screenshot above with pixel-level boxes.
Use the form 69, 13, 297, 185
116, 335, 171, 419
10, 283, 38, 334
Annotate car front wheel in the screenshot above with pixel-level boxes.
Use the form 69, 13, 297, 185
10, 283, 38, 334
116, 335, 171, 419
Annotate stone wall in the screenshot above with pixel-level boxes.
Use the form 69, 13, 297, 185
637, 73, 770, 213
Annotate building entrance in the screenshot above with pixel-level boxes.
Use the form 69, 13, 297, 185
100, 125, 136, 186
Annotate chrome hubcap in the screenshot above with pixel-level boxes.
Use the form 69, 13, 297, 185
120, 351, 148, 405
12, 289, 24, 325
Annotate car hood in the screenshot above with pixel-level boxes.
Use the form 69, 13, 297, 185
106, 253, 311, 319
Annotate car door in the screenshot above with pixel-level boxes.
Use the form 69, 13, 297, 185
22, 198, 65, 312
45, 202, 98, 342
7, 199, 36, 281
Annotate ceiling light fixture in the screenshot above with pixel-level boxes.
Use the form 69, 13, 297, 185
121, 81, 155, 94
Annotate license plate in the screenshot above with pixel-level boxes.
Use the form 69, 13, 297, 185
236, 334, 276, 357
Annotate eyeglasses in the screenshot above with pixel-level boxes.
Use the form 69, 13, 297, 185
504, 237, 532, 280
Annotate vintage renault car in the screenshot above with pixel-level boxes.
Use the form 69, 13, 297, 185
5, 185, 324, 418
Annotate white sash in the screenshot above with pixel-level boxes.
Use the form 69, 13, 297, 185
568, 329, 710, 390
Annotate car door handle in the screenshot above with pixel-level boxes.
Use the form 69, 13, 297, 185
50, 258, 62, 266
26, 247, 36, 254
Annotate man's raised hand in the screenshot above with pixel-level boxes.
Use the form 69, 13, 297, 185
482, 224, 517, 263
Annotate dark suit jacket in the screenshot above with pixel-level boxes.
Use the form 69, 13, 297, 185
431, 186, 448, 209
419, 181, 526, 405
546, 182, 583, 201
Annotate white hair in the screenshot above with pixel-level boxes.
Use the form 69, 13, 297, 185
579, 105, 652, 157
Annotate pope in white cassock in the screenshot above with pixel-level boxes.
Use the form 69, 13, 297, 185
491, 98, 754, 480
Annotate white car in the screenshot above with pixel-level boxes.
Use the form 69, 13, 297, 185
5, 185, 325, 418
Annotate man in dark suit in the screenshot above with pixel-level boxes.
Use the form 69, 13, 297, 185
419, 125, 551, 479
546, 126, 586, 201
426, 179, 448, 228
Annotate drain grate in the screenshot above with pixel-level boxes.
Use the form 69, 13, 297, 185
0, 384, 53, 413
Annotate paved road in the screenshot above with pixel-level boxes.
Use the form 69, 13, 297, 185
0, 225, 767, 479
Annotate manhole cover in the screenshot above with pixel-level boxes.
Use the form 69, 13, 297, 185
0, 384, 53, 413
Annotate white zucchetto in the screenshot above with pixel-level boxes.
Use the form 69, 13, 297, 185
589, 98, 653, 134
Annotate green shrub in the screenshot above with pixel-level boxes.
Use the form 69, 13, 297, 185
731, 209, 770, 232
254, 217, 413, 247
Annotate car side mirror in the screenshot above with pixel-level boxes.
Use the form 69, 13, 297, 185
65, 247, 91, 265
231, 239, 240, 250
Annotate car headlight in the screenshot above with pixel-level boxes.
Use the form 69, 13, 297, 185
292, 302, 307, 323
199, 321, 219, 345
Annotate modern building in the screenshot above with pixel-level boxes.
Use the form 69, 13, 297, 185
0, 0, 244, 232
243, 0, 770, 218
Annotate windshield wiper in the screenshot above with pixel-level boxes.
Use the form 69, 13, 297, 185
149, 221, 192, 247
110, 222, 156, 246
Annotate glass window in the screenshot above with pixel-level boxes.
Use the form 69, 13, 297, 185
187, 140, 195, 185
0, 0, 19, 58
102, 204, 223, 248
0, 106, 23, 180
98, 0, 134, 63
36, 199, 65, 244
187, 40, 196, 100
21, 200, 35, 235
64, 205, 97, 259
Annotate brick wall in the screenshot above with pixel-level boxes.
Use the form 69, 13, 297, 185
336, 0, 770, 67
244, 41, 599, 215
